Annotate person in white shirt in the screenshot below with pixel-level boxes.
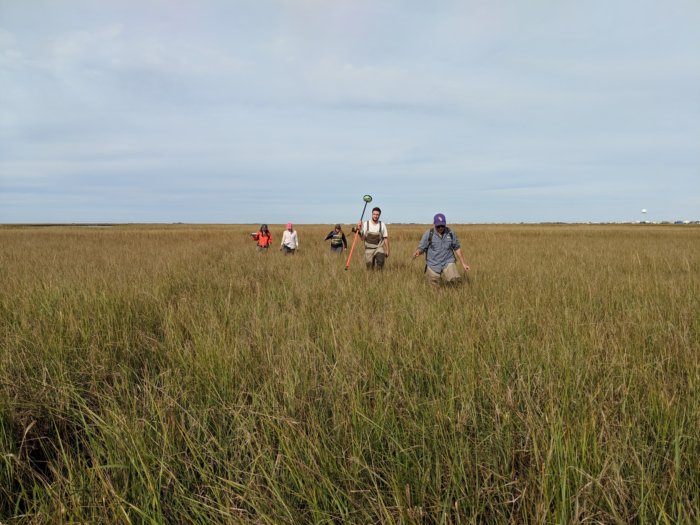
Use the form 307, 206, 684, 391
357, 207, 389, 270
280, 223, 299, 255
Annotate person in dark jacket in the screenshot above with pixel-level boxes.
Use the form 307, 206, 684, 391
324, 224, 347, 253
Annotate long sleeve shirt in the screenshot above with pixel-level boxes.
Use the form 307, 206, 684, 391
324, 230, 347, 248
281, 230, 299, 249
417, 227, 461, 272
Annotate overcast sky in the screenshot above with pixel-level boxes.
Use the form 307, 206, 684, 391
1, 0, 699, 224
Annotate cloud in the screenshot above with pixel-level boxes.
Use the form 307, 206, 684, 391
1, 1, 699, 223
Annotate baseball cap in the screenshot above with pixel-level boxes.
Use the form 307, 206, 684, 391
286, 223, 293, 229
433, 213, 447, 226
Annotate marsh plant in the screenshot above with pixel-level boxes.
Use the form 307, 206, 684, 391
1, 224, 698, 523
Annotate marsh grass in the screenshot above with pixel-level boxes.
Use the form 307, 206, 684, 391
1, 224, 699, 523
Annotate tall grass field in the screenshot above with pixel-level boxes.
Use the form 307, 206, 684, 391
1, 223, 698, 523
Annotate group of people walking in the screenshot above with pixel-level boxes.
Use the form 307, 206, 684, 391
250, 223, 299, 255
250, 207, 470, 286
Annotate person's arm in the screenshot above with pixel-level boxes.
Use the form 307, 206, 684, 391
324, 231, 333, 241
450, 234, 469, 271
342, 233, 347, 249
413, 231, 429, 258
454, 247, 470, 272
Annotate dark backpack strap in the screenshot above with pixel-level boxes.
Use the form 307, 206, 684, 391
366, 221, 382, 235
424, 228, 434, 273
445, 227, 458, 262
446, 227, 457, 258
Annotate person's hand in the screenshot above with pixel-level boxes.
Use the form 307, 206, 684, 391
463, 262, 470, 272
413, 250, 421, 258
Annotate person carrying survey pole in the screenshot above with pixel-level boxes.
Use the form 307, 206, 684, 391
413, 213, 470, 286
358, 206, 390, 271
345, 195, 373, 270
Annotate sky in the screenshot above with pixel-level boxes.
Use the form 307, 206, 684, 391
1, 0, 699, 224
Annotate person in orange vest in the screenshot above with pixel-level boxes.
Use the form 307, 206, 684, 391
250, 224, 272, 252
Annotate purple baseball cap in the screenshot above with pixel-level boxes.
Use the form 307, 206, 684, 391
433, 213, 447, 226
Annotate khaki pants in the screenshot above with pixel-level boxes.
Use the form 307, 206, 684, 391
426, 263, 461, 286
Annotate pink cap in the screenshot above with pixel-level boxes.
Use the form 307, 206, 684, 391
286, 223, 293, 229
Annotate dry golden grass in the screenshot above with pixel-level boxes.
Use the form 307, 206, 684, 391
1, 223, 698, 523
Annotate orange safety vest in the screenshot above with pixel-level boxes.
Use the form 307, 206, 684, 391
253, 231, 272, 247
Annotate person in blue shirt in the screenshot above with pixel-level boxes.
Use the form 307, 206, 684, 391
413, 213, 470, 286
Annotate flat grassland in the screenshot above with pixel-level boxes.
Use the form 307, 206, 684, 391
1, 224, 698, 523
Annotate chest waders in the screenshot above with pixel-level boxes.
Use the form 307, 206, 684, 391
363, 221, 383, 248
